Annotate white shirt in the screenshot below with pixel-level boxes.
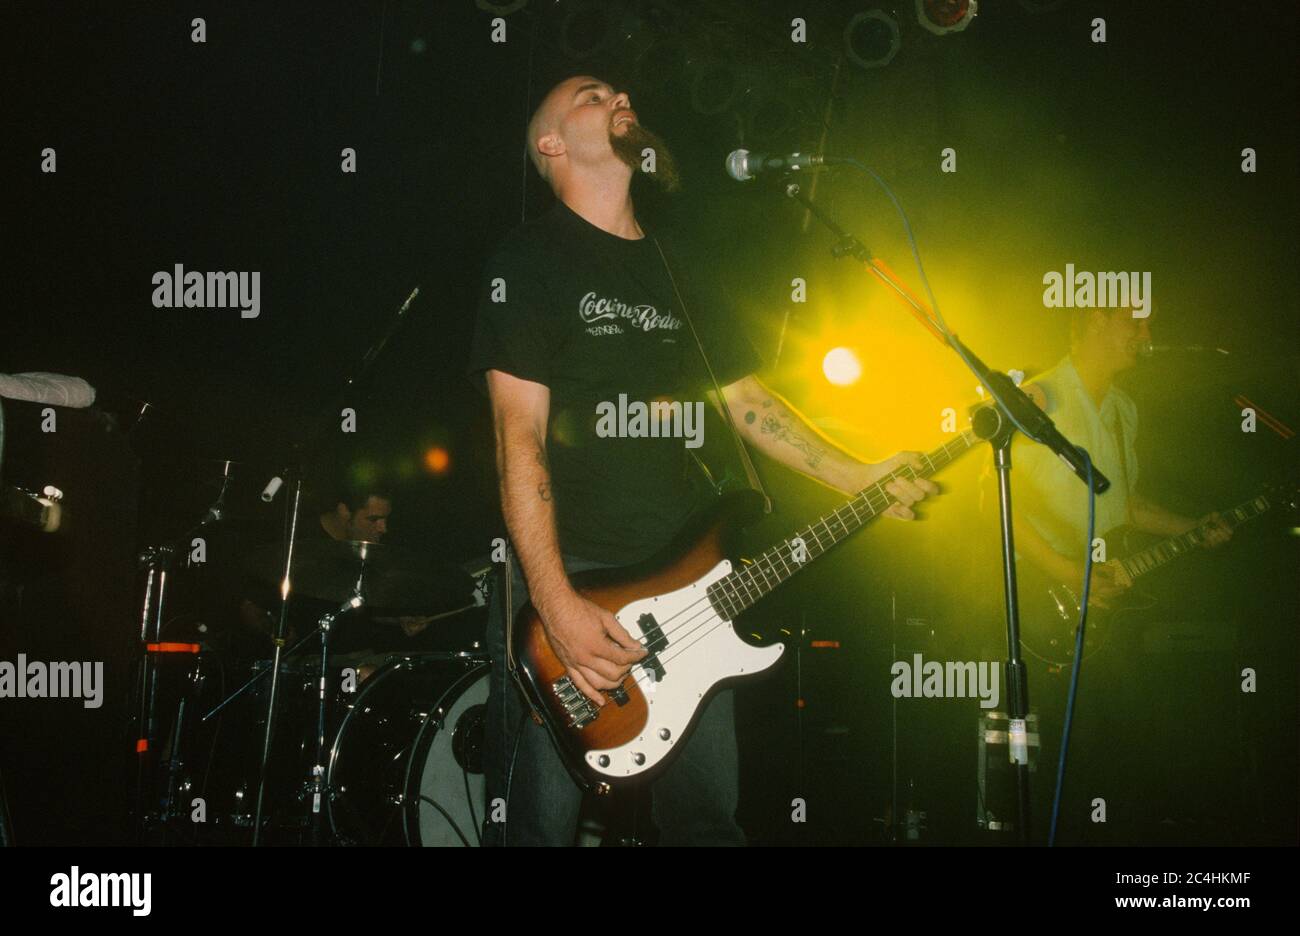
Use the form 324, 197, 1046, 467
1014, 355, 1140, 558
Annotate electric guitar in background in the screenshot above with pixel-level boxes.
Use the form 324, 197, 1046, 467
1019, 487, 1293, 666
512, 428, 980, 789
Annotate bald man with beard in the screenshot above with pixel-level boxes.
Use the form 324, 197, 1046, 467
467, 75, 935, 846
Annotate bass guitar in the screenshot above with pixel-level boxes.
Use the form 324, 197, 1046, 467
513, 429, 979, 789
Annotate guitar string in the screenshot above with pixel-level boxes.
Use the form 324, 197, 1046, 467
612, 483, 900, 693
621, 438, 969, 655
617, 437, 981, 690
1124, 497, 1261, 578
554, 438, 970, 703
623, 476, 901, 660
615, 455, 962, 692
614, 449, 961, 690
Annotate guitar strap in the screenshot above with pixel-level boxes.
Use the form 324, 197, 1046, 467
651, 235, 772, 514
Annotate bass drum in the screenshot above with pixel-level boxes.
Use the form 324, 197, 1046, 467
327, 652, 489, 846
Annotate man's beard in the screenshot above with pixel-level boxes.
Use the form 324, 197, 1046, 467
611, 121, 681, 193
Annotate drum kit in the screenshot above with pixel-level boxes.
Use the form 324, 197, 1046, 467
116, 287, 506, 846
131, 459, 496, 848
160, 649, 492, 848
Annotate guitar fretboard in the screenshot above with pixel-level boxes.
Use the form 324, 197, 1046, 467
1119, 495, 1270, 581
707, 430, 978, 620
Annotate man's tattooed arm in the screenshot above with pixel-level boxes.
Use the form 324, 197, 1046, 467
718, 374, 886, 494
757, 412, 826, 469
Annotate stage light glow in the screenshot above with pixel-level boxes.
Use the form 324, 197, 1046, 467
823, 347, 863, 386
423, 447, 451, 475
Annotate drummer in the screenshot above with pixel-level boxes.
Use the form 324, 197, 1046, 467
237, 481, 437, 659
318, 485, 393, 544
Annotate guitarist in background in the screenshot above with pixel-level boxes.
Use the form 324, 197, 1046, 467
467, 74, 937, 846
1014, 306, 1232, 613
1012, 305, 1232, 840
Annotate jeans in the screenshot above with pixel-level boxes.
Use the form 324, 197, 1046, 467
482, 549, 745, 846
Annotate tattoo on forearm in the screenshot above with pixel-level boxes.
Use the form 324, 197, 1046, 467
760, 414, 826, 468
534, 446, 552, 501
746, 398, 775, 425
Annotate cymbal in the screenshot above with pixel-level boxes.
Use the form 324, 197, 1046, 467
246, 539, 476, 616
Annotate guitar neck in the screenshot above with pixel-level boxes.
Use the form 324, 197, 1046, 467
708, 429, 979, 619
1118, 494, 1271, 581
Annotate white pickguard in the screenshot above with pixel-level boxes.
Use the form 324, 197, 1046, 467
583, 560, 784, 780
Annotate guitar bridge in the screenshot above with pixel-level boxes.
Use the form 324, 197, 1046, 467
552, 676, 599, 729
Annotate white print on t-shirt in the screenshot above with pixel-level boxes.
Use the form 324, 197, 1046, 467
579, 291, 683, 333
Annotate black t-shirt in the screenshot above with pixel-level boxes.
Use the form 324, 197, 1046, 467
467, 200, 762, 565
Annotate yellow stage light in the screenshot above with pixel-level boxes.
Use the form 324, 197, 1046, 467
823, 347, 863, 386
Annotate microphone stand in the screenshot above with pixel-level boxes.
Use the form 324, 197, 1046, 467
776, 177, 1108, 844
249, 287, 419, 845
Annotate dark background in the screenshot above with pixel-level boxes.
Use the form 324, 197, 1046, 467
2, 0, 1296, 846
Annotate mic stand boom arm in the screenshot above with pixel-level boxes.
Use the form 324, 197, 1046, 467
778, 178, 1108, 494
777, 176, 1106, 844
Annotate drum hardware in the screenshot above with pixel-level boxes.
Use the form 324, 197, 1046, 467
245, 539, 476, 616
199, 594, 363, 843
131, 507, 488, 844
305, 596, 363, 845
240, 288, 423, 843
131, 459, 236, 841
119, 284, 485, 845
465, 558, 494, 608
226, 538, 478, 843
146, 554, 490, 846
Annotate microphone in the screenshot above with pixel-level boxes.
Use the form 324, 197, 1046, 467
725, 149, 843, 182
1137, 341, 1229, 358
260, 476, 284, 503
